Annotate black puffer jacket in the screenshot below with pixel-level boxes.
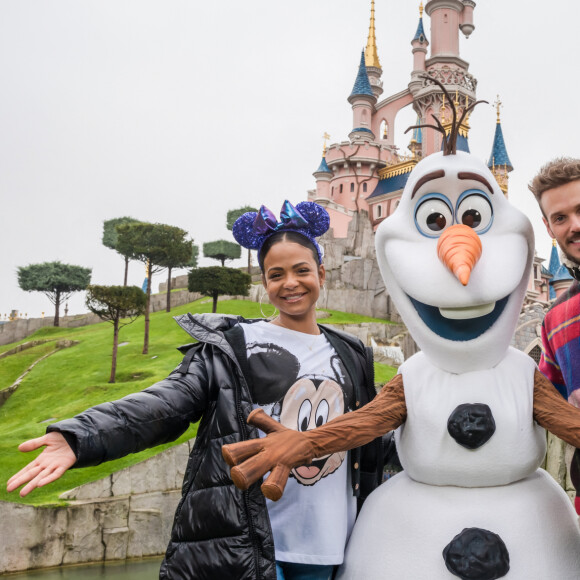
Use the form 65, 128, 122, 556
48, 314, 383, 580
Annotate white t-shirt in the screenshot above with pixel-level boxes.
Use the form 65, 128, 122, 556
240, 320, 357, 565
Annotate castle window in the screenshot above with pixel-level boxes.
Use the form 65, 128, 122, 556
350, 183, 355, 193
331, 186, 334, 197
363, 183, 367, 193
380, 120, 388, 140
340, 184, 343, 193
377, 205, 383, 218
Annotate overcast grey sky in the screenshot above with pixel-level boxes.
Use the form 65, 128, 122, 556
1, 0, 578, 319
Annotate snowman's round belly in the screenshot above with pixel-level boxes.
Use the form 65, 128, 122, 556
396, 350, 546, 487
337, 470, 580, 580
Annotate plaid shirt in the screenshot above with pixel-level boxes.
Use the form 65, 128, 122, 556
539, 281, 580, 403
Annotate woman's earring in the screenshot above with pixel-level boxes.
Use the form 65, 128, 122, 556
259, 289, 278, 319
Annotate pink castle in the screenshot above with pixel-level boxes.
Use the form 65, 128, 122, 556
308, 0, 571, 304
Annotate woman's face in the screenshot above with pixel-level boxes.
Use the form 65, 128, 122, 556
262, 241, 325, 321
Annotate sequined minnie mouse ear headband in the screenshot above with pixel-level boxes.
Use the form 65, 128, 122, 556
232, 200, 330, 267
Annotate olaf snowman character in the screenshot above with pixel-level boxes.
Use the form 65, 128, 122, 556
223, 79, 580, 579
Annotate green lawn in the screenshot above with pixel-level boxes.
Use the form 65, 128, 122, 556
0, 298, 396, 506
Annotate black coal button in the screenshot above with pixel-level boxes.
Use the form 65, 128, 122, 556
447, 403, 495, 450
443, 527, 510, 580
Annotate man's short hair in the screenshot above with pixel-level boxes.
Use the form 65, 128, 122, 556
529, 157, 580, 205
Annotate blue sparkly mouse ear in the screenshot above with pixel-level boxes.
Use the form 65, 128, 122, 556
232, 200, 330, 264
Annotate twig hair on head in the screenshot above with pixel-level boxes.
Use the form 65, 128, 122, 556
405, 74, 488, 156
232, 200, 330, 267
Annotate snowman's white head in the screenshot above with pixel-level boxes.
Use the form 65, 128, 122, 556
375, 151, 534, 374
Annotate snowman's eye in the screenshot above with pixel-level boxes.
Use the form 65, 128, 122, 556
415, 196, 453, 237
456, 192, 493, 234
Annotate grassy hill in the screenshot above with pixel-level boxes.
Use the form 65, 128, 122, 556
0, 298, 396, 506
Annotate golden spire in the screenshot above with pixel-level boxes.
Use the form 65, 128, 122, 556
494, 95, 502, 124
552, 238, 558, 247
322, 132, 330, 156
440, 94, 447, 123
365, 0, 381, 69
419, 2, 424, 17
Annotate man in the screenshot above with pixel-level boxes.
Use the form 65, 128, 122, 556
529, 156, 580, 513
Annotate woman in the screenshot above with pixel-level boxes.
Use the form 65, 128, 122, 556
7, 201, 383, 580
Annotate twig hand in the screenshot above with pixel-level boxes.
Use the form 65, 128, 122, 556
6, 432, 77, 497
222, 409, 314, 501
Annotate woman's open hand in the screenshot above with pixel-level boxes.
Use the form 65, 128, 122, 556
222, 409, 314, 501
6, 432, 77, 497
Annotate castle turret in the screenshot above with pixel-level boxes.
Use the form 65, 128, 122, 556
408, 115, 423, 159
348, 51, 377, 142
411, 3, 429, 75
460, 0, 476, 38
488, 97, 513, 197
365, 0, 383, 99
312, 135, 333, 202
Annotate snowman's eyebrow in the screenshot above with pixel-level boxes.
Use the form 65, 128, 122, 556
458, 172, 494, 194
411, 170, 446, 198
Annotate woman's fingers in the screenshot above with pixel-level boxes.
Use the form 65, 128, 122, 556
261, 464, 290, 501
222, 439, 265, 466
6, 464, 42, 492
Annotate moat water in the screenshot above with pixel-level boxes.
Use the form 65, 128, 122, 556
10, 558, 163, 579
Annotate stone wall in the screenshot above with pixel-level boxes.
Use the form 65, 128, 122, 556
319, 210, 401, 322
0, 441, 192, 574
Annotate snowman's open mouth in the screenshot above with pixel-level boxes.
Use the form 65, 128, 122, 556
408, 295, 509, 341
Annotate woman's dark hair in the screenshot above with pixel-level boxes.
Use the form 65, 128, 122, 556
258, 231, 320, 271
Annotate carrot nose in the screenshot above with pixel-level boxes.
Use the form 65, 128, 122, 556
437, 224, 482, 286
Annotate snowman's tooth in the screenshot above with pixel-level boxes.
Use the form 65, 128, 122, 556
439, 302, 496, 320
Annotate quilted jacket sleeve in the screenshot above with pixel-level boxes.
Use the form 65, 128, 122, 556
47, 344, 213, 468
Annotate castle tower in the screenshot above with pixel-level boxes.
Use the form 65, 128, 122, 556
410, 0, 477, 156
365, 0, 383, 99
348, 51, 377, 143
312, 134, 333, 202
408, 116, 423, 159
410, 3, 429, 82
488, 96, 513, 197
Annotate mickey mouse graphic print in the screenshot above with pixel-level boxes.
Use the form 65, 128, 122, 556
241, 320, 357, 565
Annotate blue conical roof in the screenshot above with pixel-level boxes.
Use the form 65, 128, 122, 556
488, 122, 513, 172
440, 133, 470, 153
349, 51, 374, 99
548, 242, 560, 276
551, 263, 574, 284
410, 115, 422, 143
413, 16, 427, 43
547, 243, 560, 299
314, 156, 331, 174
